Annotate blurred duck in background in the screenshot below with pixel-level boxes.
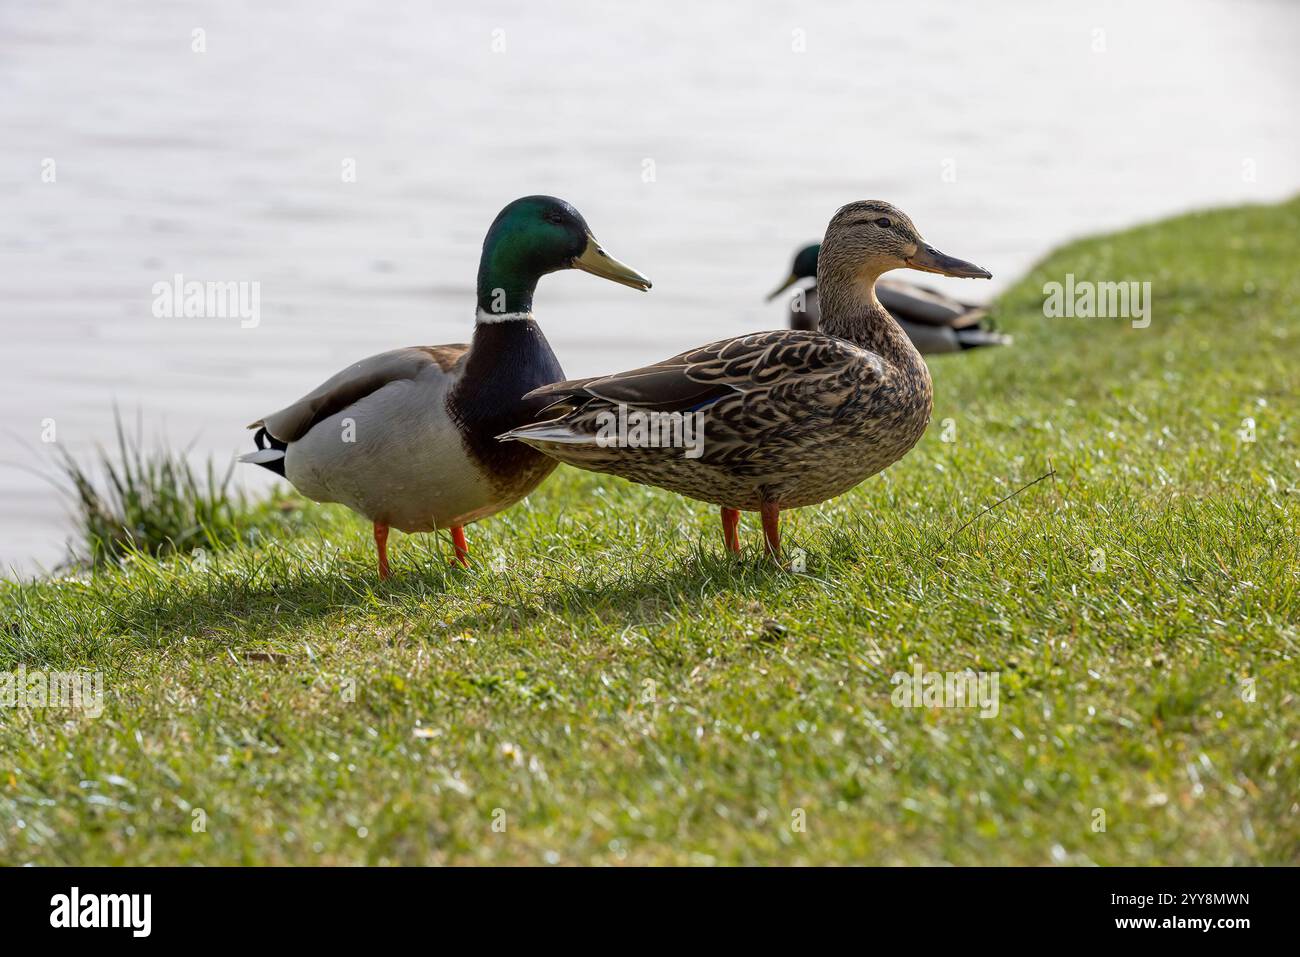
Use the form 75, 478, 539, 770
768, 242, 1010, 353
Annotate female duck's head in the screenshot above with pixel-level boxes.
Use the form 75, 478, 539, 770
477, 195, 651, 317
820, 201, 991, 291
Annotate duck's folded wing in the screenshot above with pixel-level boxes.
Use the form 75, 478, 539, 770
515, 331, 881, 433
877, 279, 986, 329
249, 345, 467, 442
529, 362, 737, 415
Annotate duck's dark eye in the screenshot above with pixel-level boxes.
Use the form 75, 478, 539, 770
543, 210, 564, 225
874, 217, 893, 229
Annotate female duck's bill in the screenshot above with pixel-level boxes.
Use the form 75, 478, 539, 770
904, 243, 992, 279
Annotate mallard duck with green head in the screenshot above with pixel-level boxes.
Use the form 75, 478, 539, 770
769, 242, 1009, 352
240, 196, 650, 578
499, 201, 988, 558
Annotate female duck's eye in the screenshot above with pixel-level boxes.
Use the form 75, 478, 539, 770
874, 217, 893, 229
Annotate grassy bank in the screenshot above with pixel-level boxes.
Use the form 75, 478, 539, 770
2, 198, 1297, 865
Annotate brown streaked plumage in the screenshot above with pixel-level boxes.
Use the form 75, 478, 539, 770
499, 201, 991, 559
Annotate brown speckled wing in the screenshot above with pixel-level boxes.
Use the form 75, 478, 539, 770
517, 331, 889, 504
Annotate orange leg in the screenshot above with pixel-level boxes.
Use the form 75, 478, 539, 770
720, 507, 741, 555
373, 522, 391, 580
449, 526, 469, 568
759, 501, 781, 561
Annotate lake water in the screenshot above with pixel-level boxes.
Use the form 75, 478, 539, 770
2, 0, 1297, 576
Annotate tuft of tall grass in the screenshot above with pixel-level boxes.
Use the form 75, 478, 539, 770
55, 411, 254, 566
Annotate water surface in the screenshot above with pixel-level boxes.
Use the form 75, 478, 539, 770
2, 0, 1297, 575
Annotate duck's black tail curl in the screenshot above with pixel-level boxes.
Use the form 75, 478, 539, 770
239, 427, 288, 476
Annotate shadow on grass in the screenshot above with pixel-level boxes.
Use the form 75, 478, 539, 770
99, 521, 881, 652
436, 544, 812, 639
109, 554, 461, 643
429, 514, 927, 639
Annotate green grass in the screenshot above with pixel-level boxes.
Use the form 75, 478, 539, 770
2, 198, 1298, 865
53, 410, 277, 567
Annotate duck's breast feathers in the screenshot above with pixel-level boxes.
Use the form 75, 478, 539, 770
249, 344, 468, 443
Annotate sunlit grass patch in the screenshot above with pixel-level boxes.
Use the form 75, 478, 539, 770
1, 198, 1297, 865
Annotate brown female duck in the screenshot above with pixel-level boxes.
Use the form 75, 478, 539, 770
498, 201, 990, 558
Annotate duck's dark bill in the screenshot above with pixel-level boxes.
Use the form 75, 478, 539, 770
574, 239, 652, 290
906, 244, 992, 279
766, 273, 799, 301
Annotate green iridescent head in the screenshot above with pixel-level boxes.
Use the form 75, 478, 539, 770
476, 195, 650, 316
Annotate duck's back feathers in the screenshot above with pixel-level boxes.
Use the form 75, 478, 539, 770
248, 345, 467, 444
528, 357, 738, 417
875, 279, 983, 328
